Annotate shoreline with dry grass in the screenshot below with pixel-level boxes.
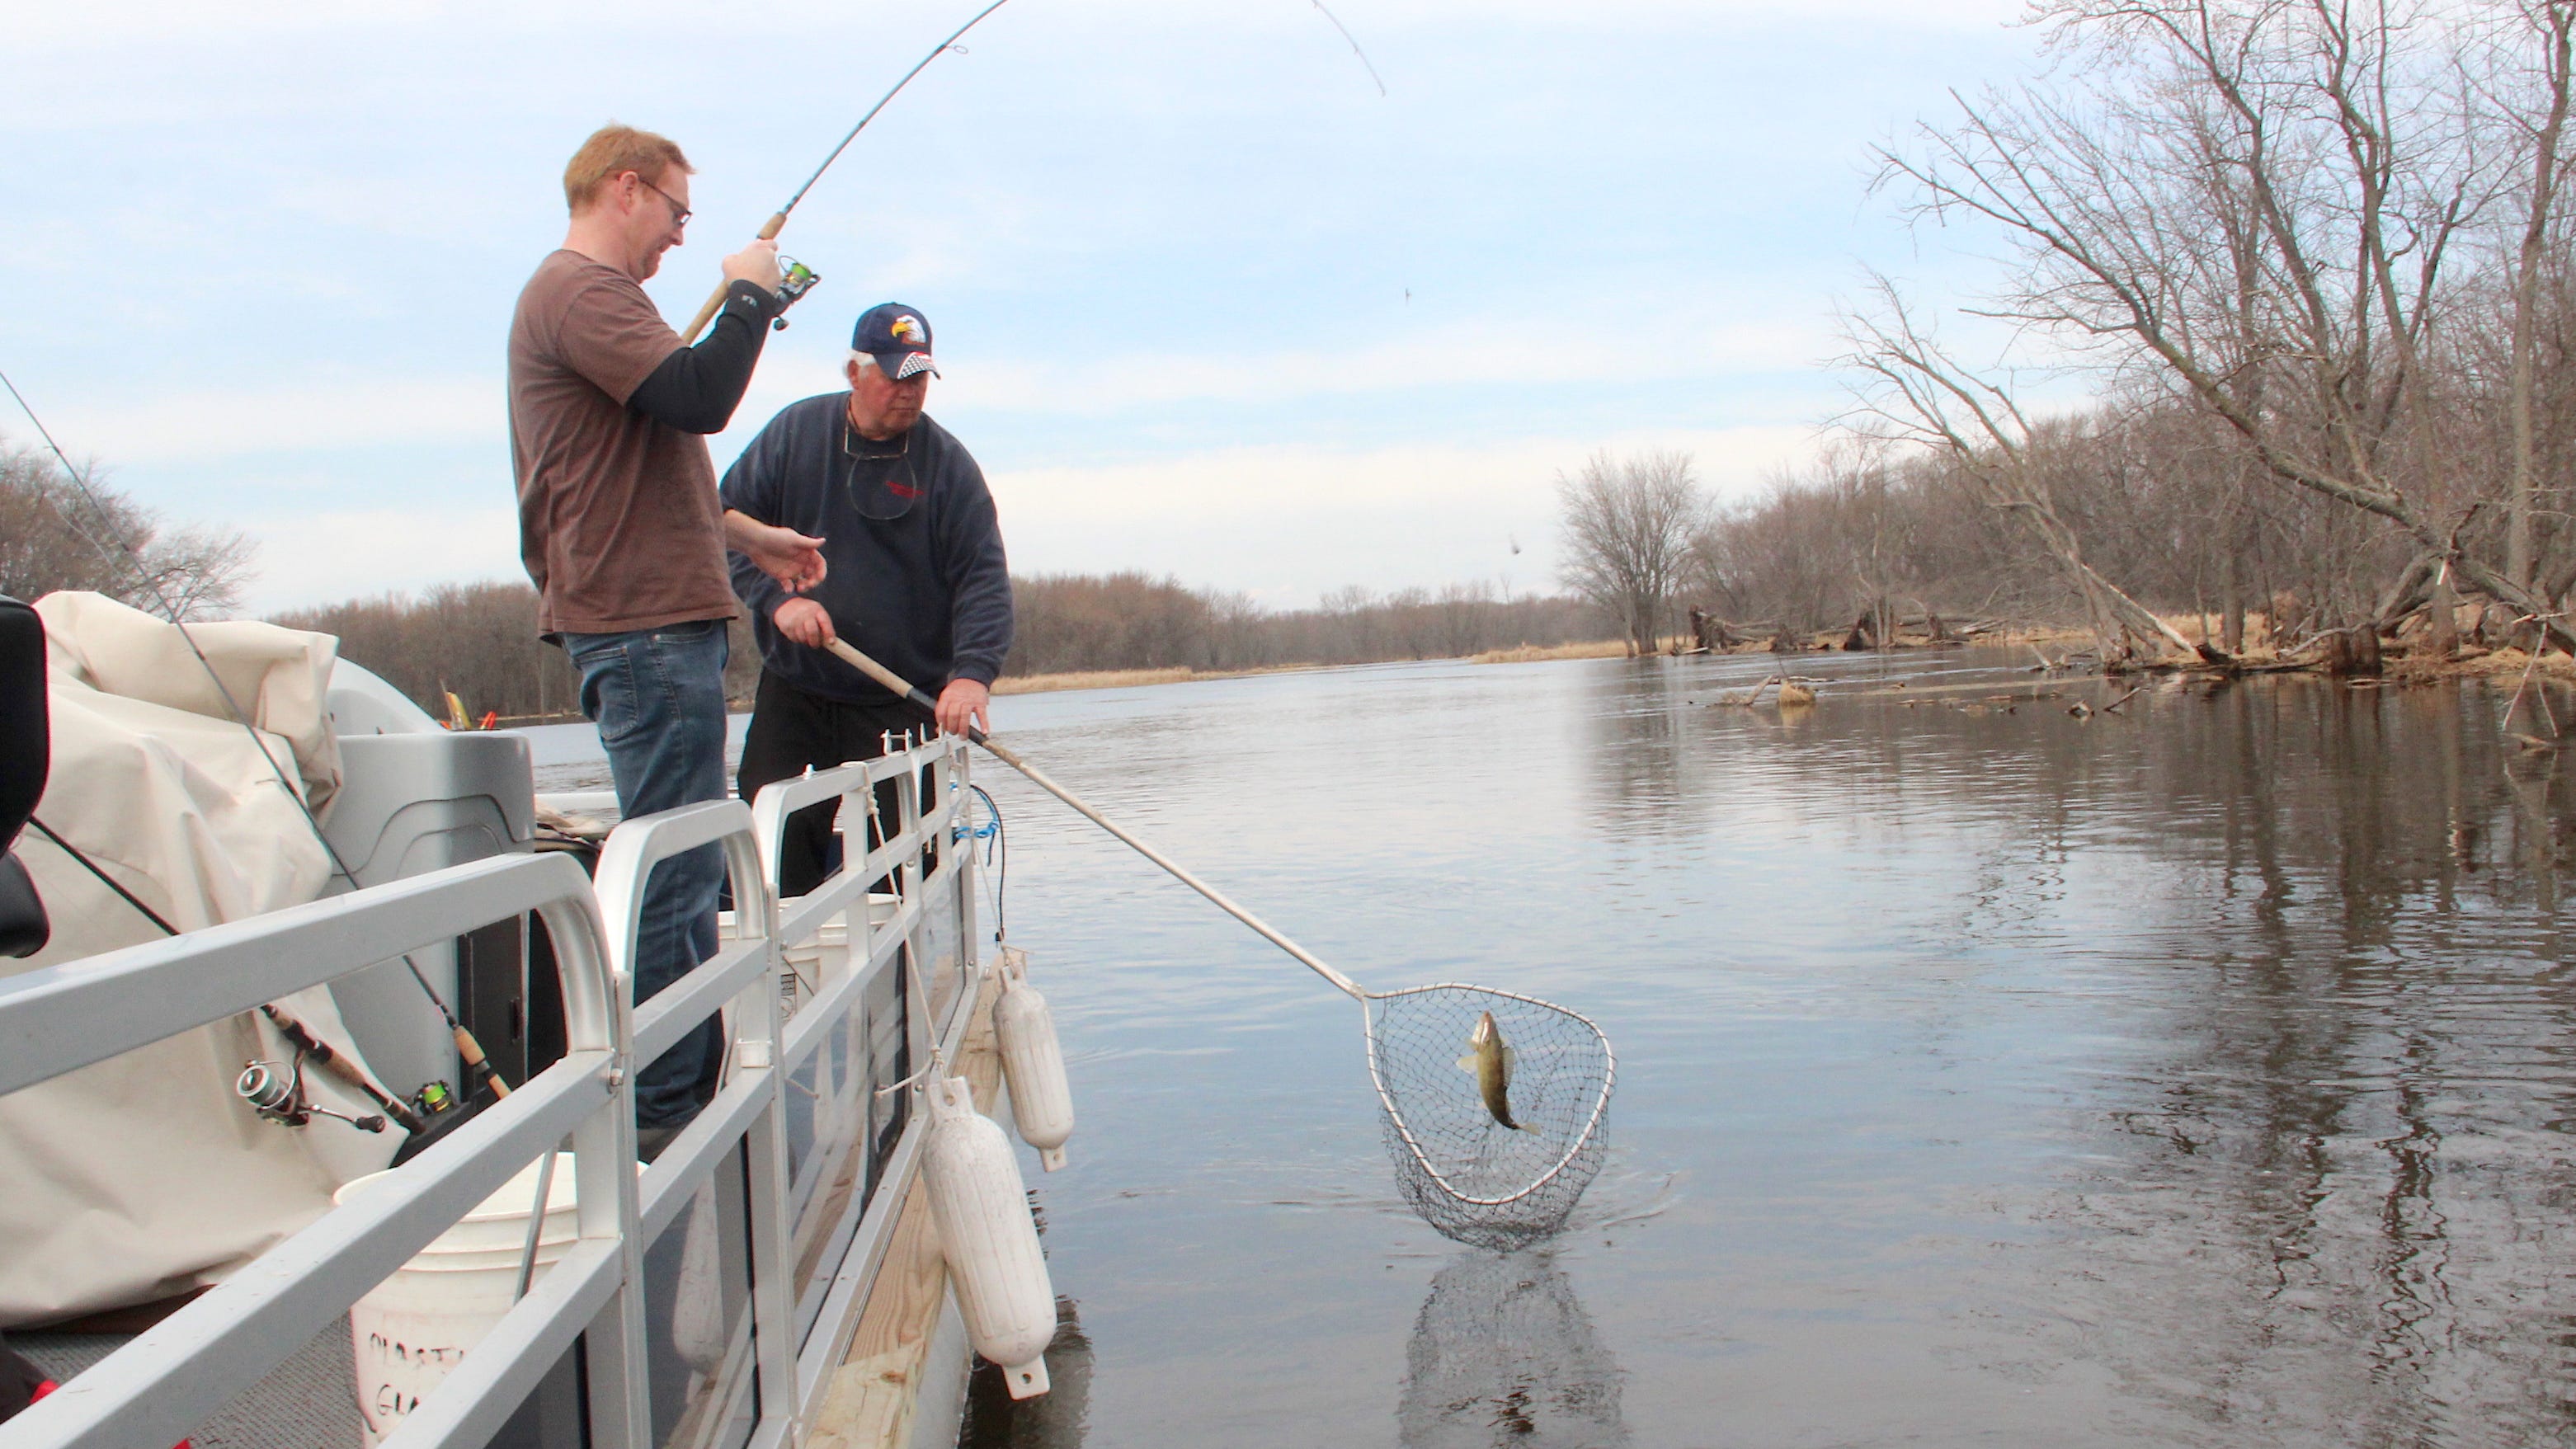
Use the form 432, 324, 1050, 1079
485, 629, 2572, 728
998, 641, 1669, 691
1468, 639, 1636, 664
991, 661, 1347, 696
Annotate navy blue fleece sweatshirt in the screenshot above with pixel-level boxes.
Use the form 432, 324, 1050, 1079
719, 393, 1013, 703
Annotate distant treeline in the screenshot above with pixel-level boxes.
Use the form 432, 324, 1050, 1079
271, 574, 1612, 720
1009, 572, 1604, 675
273, 582, 613, 723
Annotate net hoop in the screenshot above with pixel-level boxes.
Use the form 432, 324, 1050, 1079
1362, 982, 1616, 1209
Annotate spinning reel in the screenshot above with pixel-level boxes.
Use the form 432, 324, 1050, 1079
771, 257, 821, 331
237, 1056, 387, 1133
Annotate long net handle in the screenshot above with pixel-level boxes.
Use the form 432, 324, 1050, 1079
678, 211, 788, 346
821, 637, 1367, 1000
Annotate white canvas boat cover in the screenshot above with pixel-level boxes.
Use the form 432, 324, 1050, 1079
0, 592, 401, 1328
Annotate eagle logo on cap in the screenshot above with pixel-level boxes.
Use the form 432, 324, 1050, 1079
891, 315, 926, 346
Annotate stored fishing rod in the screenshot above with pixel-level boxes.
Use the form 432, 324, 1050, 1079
0, 367, 511, 1104
26, 818, 431, 1132
677, 0, 1015, 345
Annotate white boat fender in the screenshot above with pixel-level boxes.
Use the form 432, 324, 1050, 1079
991, 950, 1075, 1171
921, 1074, 1055, 1399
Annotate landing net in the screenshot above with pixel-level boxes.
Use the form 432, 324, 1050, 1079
1364, 985, 1614, 1249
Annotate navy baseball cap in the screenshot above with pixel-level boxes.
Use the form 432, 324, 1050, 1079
850, 303, 938, 379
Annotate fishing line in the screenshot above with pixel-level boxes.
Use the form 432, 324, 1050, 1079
28, 816, 425, 1131
1, 366, 511, 1100
25, 815, 180, 938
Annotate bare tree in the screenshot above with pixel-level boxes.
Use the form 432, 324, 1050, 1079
2497, 0, 2576, 588
1870, 0, 2576, 651
1842, 285, 2217, 662
0, 441, 257, 618
1556, 450, 1707, 655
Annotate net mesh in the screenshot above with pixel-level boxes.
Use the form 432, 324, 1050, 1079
1365, 985, 1614, 1249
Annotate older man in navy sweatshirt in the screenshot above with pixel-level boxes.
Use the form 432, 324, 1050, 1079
721, 303, 1013, 896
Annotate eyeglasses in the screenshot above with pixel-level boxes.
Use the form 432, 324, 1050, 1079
634, 174, 690, 228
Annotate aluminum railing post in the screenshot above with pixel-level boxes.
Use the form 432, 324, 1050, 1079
740, 940, 798, 1445
713, 824, 799, 1446
544, 882, 650, 1449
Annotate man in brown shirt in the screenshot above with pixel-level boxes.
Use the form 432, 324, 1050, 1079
509, 123, 824, 1152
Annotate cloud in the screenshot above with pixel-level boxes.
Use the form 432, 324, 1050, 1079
225, 424, 1819, 615
242, 505, 525, 612
16, 0, 2044, 624
954, 317, 1828, 415
49, 377, 500, 463
3, 0, 2027, 49
986, 424, 1814, 603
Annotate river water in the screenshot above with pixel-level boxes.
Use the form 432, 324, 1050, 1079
525, 648, 2576, 1447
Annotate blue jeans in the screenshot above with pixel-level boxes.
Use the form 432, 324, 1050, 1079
563, 619, 730, 1129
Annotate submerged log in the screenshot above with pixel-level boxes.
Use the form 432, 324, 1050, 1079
1688, 607, 1745, 650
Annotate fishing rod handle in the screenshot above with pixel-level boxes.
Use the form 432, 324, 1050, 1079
678, 211, 790, 346
304, 1030, 426, 1129
454, 1023, 512, 1098
265, 1004, 426, 1131
817, 639, 1367, 999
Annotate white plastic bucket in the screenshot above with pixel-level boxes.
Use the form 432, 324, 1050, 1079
719, 892, 897, 1015
333, 1154, 579, 1447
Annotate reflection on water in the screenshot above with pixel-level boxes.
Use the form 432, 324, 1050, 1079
1397, 1250, 1626, 1449
1578, 657, 2576, 1445
961, 1297, 1093, 1448
525, 652, 2576, 1445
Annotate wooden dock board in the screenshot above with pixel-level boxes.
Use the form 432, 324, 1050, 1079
805, 971, 1005, 1449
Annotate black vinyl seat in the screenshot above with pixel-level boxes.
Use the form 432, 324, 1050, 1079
0, 595, 49, 957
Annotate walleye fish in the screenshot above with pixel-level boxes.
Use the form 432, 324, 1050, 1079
1456, 1010, 1540, 1133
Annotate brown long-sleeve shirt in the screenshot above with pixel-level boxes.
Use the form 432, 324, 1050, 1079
507, 250, 737, 637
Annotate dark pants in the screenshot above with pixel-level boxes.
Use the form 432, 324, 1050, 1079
560, 619, 729, 1129
736, 670, 929, 900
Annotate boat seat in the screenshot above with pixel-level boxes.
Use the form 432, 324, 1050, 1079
0, 595, 49, 958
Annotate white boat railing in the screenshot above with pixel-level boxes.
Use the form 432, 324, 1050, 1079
0, 851, 638, 1449
741, 736, 982, 1412
0, 731, 983, 1449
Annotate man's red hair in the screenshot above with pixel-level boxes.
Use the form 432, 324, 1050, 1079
563, 124, 692, 213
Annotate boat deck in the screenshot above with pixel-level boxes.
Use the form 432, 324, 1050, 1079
15, 1324, 360, 1449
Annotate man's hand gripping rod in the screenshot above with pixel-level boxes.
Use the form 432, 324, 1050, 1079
818, 637, 1365, 999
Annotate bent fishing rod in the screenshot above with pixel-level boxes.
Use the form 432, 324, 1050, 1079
0, 367, 512, 1103
676, 0, 1390, 344
677, 0, 1015, 345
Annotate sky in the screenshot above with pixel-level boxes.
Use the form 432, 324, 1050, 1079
0, 0, 2047, 615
